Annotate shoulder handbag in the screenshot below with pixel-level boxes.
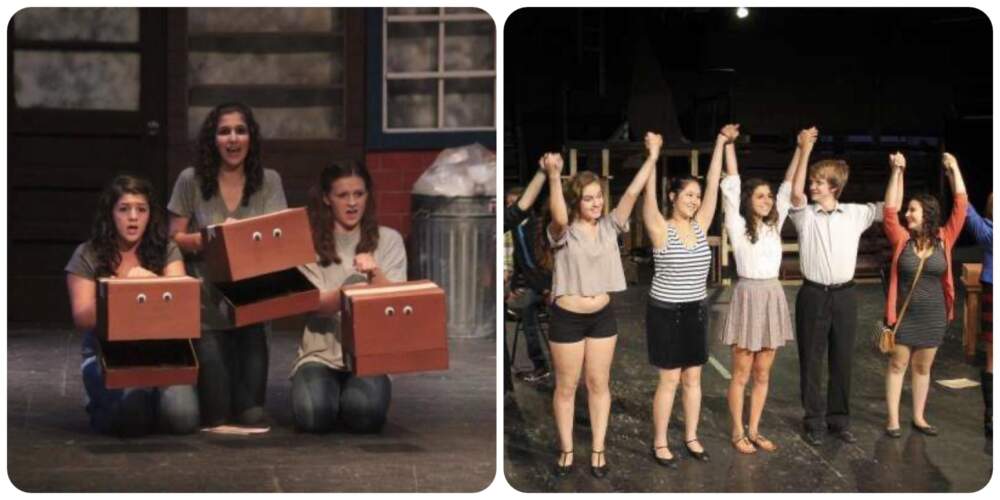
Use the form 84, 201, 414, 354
873, 252, 928, 354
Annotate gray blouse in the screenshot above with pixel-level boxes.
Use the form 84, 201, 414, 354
167, 166, 288, 330
291, 226, 407, 374
548, 214, 628, 298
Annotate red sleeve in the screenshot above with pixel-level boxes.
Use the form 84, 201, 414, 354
942, 194, 968, 246
882, 204, 907, 245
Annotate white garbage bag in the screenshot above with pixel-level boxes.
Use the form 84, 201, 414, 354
411, 143, 496, 197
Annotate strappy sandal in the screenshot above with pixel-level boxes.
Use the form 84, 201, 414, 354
554, 450, 573, 477
651, 445, 678, 468
731, 435, 757, 454
590, 449, 609, 478
747, 433, 777, 452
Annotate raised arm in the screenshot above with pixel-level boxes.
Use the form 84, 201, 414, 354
885, 152, 906, 210
791, 127, 818, 208
724, 125, 740, 177
516, 168, 548, 212
942, 152, 967, 196
695, 124, 734, 229
643, 150, 667, 247
543, 153, 569, 240
783, 144, 802, 183
613, 132, 662, 227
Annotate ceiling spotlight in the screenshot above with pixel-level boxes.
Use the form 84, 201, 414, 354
736, 7, 749, 19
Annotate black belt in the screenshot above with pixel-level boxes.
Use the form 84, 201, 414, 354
803, 279, 855, 292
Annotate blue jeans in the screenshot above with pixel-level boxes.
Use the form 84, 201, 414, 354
82, 355, 200, 437
508, 288, 549, 371
195, 324, 269, 426
291, 362, 391, 433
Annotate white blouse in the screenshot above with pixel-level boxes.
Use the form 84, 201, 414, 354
721, 175, 791, 280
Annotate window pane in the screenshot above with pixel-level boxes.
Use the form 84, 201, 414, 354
387, 79, 437, 129
14, 50, 139, 111
444, 8, 486, 14
444, 78, 493, 128
13, 8, 139, 43
188, 8, 335, 33
387, 8, 439, 15
189, 51, 342, 86
189, 105, 343, 140
386, 22, 438, 73
444, 21, 494, 71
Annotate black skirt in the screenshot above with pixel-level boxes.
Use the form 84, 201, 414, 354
646, 298, 708, 369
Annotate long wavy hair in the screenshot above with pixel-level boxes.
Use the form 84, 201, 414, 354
194, 102, 263, 206
90, 174, 169, 278
565, 171, 604, 223
307, 161, 380, 266
531, 204, 554, 273
907, 193, 942, 249
740, 178, 779, 244
665, 175, 701, 219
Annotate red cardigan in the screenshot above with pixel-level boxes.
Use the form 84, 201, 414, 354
882, 194, 967, 325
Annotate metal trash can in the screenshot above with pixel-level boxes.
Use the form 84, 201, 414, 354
409, 194, 496, 339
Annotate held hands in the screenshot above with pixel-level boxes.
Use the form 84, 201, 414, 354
719, 124, 740, 144
889, 151, 907, 171
125, 266, 157, 278
797, 127, 819, 149
644, 132, 663, 156
354, 253, 379, 275
942, 152, 959, 175
539, 152, 565, 177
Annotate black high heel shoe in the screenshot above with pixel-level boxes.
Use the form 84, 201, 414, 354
651, 446, 678, 468
590, 450, 609, 478
685, 439, 711, 462
554, 450, 573, 477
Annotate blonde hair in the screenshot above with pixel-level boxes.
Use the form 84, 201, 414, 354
808, 159, 850, 199
565, 171, 603, 222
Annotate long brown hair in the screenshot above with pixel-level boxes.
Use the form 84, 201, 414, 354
307, 161, 380, 266
194, 102, 264, 206
740, 178, 779, 244
90, 174, 169, 277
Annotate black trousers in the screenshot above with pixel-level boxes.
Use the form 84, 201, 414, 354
795, 284, 857, 432
195, 324, 269, 426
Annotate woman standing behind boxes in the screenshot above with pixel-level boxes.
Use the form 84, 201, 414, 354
168, 102, 288, 428
290, 161, 406, 433
66, 174, 199, 437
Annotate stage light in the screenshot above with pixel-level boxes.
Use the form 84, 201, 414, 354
736, 7, 749, 19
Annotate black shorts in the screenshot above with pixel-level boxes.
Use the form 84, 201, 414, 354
548, 302, 617, 343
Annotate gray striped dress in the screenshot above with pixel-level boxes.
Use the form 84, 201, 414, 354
894, 241, 948, 348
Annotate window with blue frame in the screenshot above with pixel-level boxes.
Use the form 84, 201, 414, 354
366, 8, 495, 150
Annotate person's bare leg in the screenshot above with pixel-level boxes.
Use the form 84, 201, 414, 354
583, 335, 617, 468
681, 365, 704, 452
910, 347, 938, 428
885, 344, 910, 430
652, 367, 681, 460
748, 349, 777, 437
549, 340, 585, 466
727, 346, 754, 439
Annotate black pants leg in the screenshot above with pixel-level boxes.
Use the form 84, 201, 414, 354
826, 287, 857, 431
194, 329, 235, 426
796, 285, 833, 432
232, 323, 269, 423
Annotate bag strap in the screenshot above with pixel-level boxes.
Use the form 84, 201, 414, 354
892, 251, 928, 335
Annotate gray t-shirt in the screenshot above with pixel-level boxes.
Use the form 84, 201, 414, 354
291, 226, 407, 374
548, 214, 628, 298
65, 240, 184, 358
167, 166, 288, 330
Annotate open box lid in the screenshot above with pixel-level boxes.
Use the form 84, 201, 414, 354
201, 207, 316, 283
97, 276, 201, 341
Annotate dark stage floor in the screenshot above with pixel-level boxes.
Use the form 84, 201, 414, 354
504, 283, 994, 493
7, 329, 495, 493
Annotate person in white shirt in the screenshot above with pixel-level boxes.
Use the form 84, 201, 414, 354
718, 126, 802, 454
788, 127, 883, 446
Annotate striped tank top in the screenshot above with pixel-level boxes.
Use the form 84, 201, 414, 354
650, 220, 712, 303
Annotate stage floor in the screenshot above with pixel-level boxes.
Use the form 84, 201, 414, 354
504, 283, 993, 492
7, 330, 495, 493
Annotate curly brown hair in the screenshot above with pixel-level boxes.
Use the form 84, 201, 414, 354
90, 174, 169, 278
907, 193, 942, 248
194, 102, 263, 206
740, 178, 779, 244
307, 161, 380, 266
